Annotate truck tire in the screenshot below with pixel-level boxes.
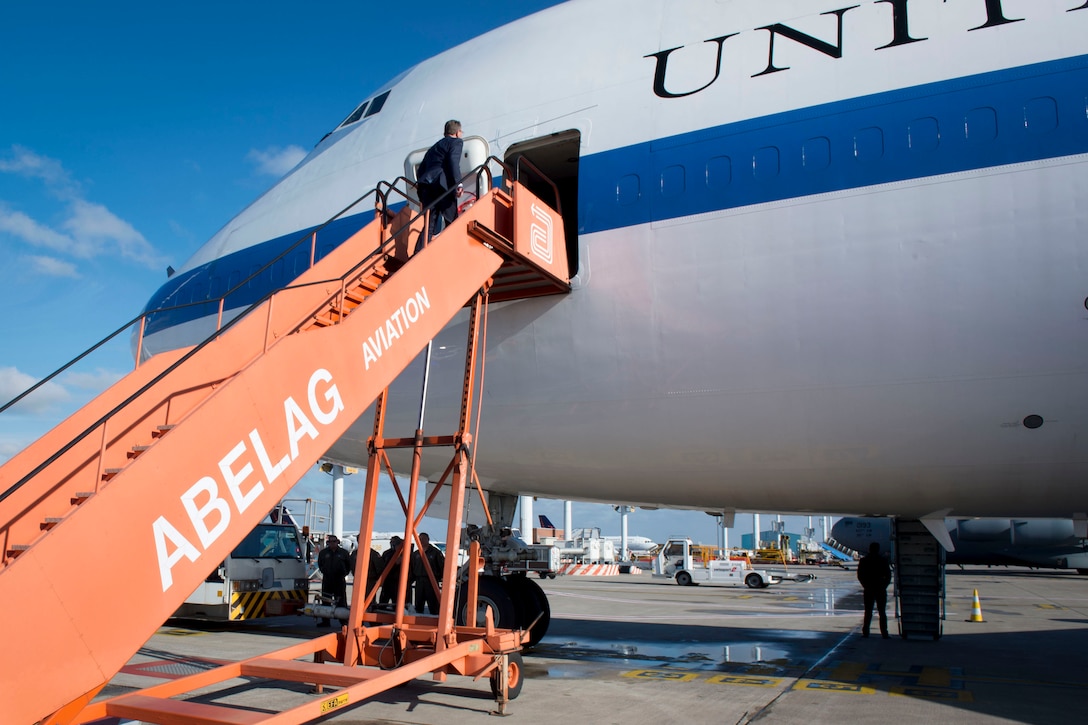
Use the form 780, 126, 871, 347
676, 571, 693, 586
745, 573, 764, 589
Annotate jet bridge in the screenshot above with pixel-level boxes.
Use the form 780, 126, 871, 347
0, 162, 568, 724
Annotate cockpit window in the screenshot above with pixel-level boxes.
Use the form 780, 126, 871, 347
340, 101, 369, 128
365, 90, 390, 117
337, 89, 391, 130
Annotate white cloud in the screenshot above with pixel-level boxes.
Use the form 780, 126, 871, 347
247, 145, 306, 177
0, 145, 80, 197
61, 367, 125, 392
26, 255, 79, 278
0, 205, 76, 254
0, 146, 165, 270
0, 366, 69, 414
0, 435, 28, 464
63, 199, 164, 268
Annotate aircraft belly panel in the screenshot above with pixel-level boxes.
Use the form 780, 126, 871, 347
322, 157, 1088, 518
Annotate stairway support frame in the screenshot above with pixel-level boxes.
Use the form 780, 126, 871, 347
73, 285, 527, 725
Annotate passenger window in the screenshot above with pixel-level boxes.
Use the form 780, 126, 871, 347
965, 107, 997, 143
1025, 97, 1058, 134
660, 165, 685, 198
706, 155, 732, 188
854, 127, 884, 162
803, 137, 831, 171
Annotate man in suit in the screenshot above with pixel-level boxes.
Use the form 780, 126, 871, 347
410, 532, 445, 615
416, 119, 464, 242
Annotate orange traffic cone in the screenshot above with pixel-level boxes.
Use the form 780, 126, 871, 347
966, 589, 985, 622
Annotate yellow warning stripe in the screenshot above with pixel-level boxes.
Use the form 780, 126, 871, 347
229, 589, 306, 620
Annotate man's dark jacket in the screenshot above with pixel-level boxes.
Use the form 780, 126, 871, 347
417, 136, 463, 191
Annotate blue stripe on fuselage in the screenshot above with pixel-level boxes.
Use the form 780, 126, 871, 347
143, 54, 1088, 336
580, 53, 1088, 233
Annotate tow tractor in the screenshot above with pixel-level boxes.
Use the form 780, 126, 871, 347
652, 538, 782, 588
652, 537, 817, 588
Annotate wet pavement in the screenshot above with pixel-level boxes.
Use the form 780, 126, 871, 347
91, 566, 1088, 724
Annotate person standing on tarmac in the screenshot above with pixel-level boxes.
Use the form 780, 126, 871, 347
380, 536, 404, 606
316, 535, 351, 627
410, 533, 445, 615
857, 541, 892, 638
349, 544, 384, 609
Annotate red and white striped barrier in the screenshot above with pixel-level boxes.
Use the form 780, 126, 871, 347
558, 563, 620, 576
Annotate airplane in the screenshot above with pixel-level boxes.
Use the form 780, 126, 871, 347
538, 514, 659, 554
117, 0, 1088, 639
832, 517, 1088, 574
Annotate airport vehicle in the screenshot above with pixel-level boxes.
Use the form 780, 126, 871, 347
653, 537, 780, 588
177, 519, 308, 620
5, 0, 1088, 718
833, 517, 1088, 574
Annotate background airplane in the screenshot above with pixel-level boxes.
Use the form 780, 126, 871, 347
832, 517, 1088, 574
537, 514, 659, 554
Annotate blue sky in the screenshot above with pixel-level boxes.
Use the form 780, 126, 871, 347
0, 0, 827, 547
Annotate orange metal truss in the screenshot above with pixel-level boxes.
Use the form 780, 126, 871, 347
0, 175, 567, 724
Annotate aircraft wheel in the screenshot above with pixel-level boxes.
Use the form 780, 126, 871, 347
489, 651, 524, 700
675, 571, 693, 587
456, 576, 516, 629
505, 575, 551, 647
745, 573, 764, 589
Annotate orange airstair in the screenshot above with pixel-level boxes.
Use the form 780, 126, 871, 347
0, 161, 569, 724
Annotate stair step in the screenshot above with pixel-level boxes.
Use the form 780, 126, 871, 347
70, 492, 94, 505
40, 518, 63, 531
101, 468, 125, 481
6, 545, 30, 559
151, 425, 175, 438
127, 445, 151, 459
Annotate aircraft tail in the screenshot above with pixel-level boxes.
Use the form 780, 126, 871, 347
539, 514, 558, 529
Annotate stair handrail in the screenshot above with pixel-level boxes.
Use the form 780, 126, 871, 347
0, 156, 524, 510
0, 186, 384, 417
0, 156, 522, 419
511, 155, 562, 215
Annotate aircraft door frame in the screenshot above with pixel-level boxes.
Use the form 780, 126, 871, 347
403, 135, 490, 205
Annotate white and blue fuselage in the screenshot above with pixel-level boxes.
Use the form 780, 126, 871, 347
138, 0, 1088, 519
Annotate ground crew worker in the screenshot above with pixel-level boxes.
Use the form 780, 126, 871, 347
857, 541, 892, 638
411, 532, 445, 615
380, 536, 404, 605
349, 544, 384, 608
316, 535, 350, 627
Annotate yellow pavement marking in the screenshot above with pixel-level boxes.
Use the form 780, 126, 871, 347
830, 661, 867, 682
705, 675, 782, 687
917, 667, 951, 688
159, 629, 207, 637
793, 679, 876, 694
891, 686, 973, 702
622, 670, 700, 682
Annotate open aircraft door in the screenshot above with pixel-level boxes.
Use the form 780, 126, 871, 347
404, 135, 490, 205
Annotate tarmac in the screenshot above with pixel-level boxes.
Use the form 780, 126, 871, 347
93, 565, 1088, 724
